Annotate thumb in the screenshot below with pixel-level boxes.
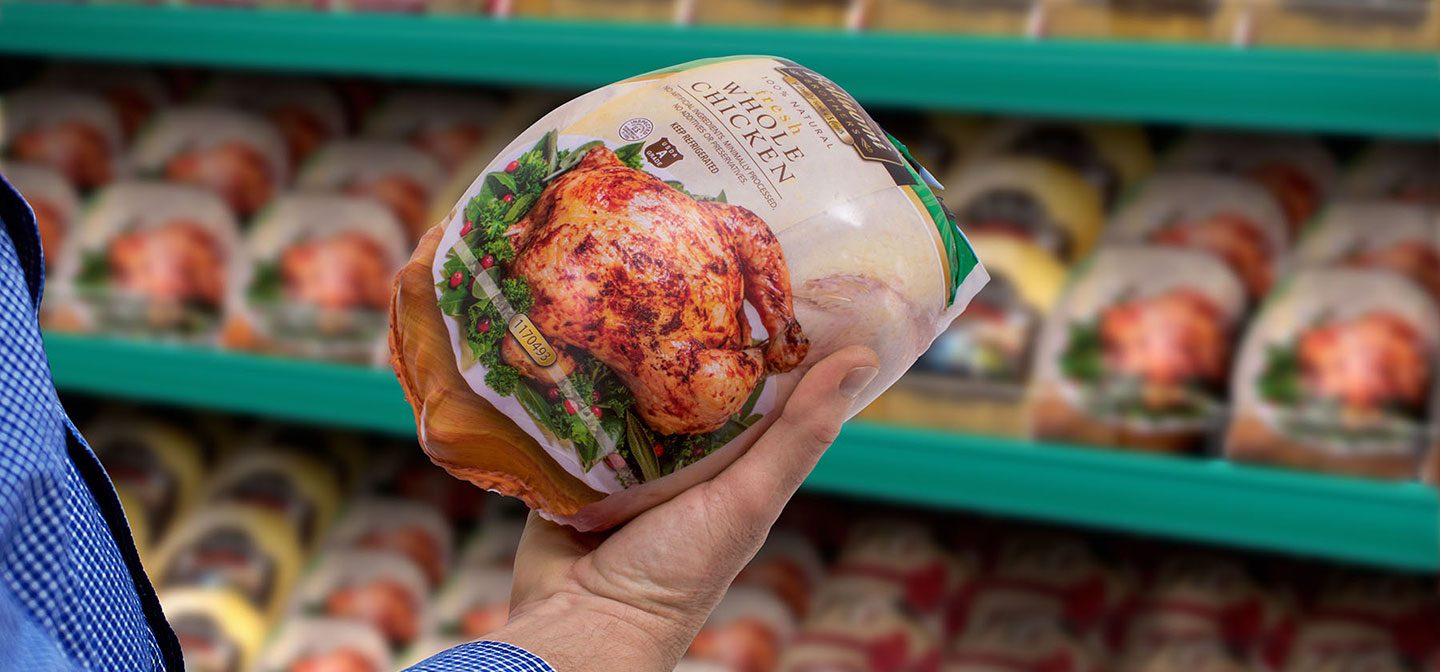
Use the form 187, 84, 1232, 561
705, 345, 880, 526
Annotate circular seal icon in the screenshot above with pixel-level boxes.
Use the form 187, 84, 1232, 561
618, 118, 654, 142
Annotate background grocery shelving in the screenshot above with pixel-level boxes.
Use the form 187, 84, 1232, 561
1, 3, 1438, 137
45, 334, 1440, 572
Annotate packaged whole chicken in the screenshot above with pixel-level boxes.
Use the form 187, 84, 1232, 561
364, 89, 505, 173
256, 618, 394, 672
1104, 173, 1290, 301
945, 611, 1104, 672
1292, 202, 1440, 303
324, 498, 454, 588
966, 120, 1154, 209
1343, 142, 1440, 205
1030, 247, 1248, 453
429, 566, 513, 642
1112, 553, 1291, 672
685, 586, 798, 672
777, 589, 941, 672
45, 181, 242, 340
206, 447, 344, 549
87, 415, 207, 540
456, 517, 527, 570
221, 193, 407, 363
857, 0, 1044, 36
825, 519, 974, 619
500, 0, 683, 22
1224, 269, 1440, 481
37, 63, 170, 141
1043, 0, 1243, 41
152, 505, 304, 621
389, 56, 986, 530
689, 0, 860, 27
1245, 0, 1440, 50
951, 530, 1129, 645
379, 451, 494, 525
1163, 131, 1338, 235
254, 423, 372, 495
129, 107, 290, 220
2, 88, 125, 191
199, 74, 347, 166
160, 588, 269, 672
3, 161, 80, 269
941, 156, 1105, 263
880, 233, 1068, 436
293, 550, 431, 649
298, 140, 447, 243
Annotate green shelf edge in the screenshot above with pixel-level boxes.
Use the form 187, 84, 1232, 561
1, 4, 1438, 137
43, 333, 1439, 572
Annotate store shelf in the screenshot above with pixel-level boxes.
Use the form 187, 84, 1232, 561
1, 4, 1438, 137
44, 333, 1439, 571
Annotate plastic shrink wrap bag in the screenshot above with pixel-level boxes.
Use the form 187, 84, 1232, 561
390, 57, 986, 530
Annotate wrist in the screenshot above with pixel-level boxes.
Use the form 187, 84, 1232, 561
489, 591, 702, 672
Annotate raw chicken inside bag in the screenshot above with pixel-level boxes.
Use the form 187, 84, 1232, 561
390, 56, 986, 530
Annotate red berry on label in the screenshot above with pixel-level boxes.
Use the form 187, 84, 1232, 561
546, 387, 561, 403
591, 390, 601, 404
563, 399, 578, 415
480, 255, 495, 270
460, 220, 473, 237
590, 405, 603, 419
502, 193, 514, 204
448, 271, 464, 288
477, 318, 491, 333
505, 160, 520, 173
652, 444, 665, 457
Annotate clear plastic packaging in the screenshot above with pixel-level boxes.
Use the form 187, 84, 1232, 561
255, 618, 395, 672
389, 56, 985, 530
292, 550, 432, 649
1163, 131, 1338, 236
363, 89, 505, 173
298, 140, 447, 243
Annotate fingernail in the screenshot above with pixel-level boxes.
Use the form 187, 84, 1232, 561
839, 366, 879, 400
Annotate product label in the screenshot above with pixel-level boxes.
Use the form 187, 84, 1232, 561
430, 57, 982, 496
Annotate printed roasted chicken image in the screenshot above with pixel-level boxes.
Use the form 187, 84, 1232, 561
1294, 312, 1431, 420
1097, 288, 1232, 410
280, 232, 394, 312
109, 220, 227, 310
1149, 213, 1275, 299
1344, 241, 1440, 304
166, 141, 277, 220
501, 146, 809, 436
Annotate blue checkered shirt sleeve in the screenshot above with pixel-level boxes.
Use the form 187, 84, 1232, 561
405, 640, 557, 671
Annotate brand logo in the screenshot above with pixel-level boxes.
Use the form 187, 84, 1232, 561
508, 313, 558, 367
777, 66, 903, 169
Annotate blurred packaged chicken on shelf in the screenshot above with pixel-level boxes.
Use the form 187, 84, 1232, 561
88, 414, 208, 541
1042, 0, 1243, 41
36, 63, 170, 141
130, 107, 291, 220
296, 140, 447, 243
161, 587, 270, 672
1031, 247, 1248, 454
198, 74, 347, 166
689, 0, 860, 27
221, 193, 406, 363
2, 88, 125, 191
1344, 141, 1440, 205
965, 120, 1154, 209
292, 550, 433, 649
1104, 173, 1289, 300
498, 0, 683, 21
429, 566, 513, 643
1, 160, 80, 268
1291, 201, 1440, 303
1163, 131, 1338, 235
857, 0, 1043, 36
940, 156, 1105, 263
151, 504, 305, 621
44, 181, 241, 340
1225, 268, 1440, 481
255, 618, 395, 672
1244, 0, 1440, 51
363, 88, 506, 173
325, 498, 455, 588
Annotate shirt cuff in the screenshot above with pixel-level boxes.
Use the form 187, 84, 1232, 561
404, 640, 556, 672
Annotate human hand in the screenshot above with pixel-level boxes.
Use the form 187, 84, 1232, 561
487, 346, 880, 672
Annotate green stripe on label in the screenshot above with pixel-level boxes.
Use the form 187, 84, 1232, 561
887, 134, 979, 307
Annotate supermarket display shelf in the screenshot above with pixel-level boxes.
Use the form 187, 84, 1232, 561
44, 333, 1440, 572
2, 4, 1439, 137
